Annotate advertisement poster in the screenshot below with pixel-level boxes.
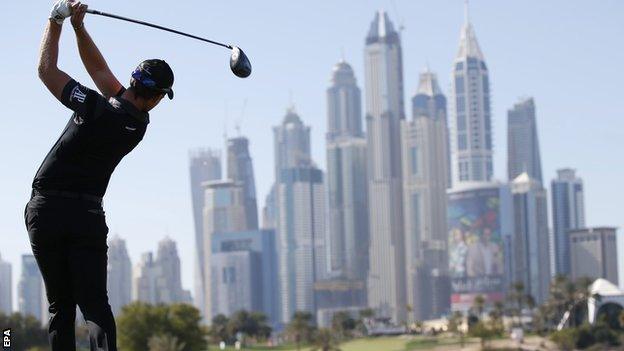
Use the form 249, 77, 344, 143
448, 187, 505, 310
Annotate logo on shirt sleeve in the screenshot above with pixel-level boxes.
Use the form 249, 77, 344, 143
70, 85, 87, 104
73, 114, 84, 125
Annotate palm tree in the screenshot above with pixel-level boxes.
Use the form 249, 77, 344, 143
148, 334, 185, 351
506, 282, 525, 326
472, 295, 486, 320
447, 311, 465, 348
311, 328, 341, 351
286, 311, 315, 351
547, 275, 593, 328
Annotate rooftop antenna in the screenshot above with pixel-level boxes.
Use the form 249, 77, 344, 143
288, 90, 295, 112
234, 98, 247, 136
390, 0, 405, 33
464, 0, 470, 24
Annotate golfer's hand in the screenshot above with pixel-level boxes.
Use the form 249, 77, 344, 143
70, 2, 87, 30
50, 0, 73, 25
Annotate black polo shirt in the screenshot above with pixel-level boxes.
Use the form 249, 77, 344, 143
32, 79, 150, 198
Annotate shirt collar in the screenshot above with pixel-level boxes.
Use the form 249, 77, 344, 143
110, 97, 150, 124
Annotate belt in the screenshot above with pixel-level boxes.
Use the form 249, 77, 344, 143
31, 189, 103, 205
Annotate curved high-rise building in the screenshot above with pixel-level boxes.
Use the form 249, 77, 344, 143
227, 136, 259, 230
364, 10, 407, 323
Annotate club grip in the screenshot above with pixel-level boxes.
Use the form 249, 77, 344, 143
85, 9, 102, 15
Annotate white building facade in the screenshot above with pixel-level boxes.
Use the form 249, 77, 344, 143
0, 253, 12, 314
326, 60, 369, 280
364, 10, 407, 323
107, 236, 132, 316
401, 70, 451, 321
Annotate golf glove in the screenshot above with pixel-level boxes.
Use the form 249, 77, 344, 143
50, 0, 72, 25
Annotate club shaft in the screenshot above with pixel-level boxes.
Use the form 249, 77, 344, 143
86, 9, 232, 50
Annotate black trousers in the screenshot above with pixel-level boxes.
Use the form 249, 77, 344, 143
25, 193, 117, 351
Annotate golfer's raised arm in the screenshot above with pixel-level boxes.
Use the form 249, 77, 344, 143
71, 2, 123, 98
38, 19, 72, 101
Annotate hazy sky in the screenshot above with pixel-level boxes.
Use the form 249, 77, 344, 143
1, 1, 623, 310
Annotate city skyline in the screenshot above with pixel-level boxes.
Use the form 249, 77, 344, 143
1, 1, 623, 311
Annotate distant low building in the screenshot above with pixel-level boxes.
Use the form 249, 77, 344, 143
211, 229, 279, 326
314, 279, 367, 327
133, 238, 192, 305
568, 227, 618, 284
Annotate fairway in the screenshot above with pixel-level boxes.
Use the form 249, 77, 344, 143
226, 336, 461, 351
340, 337, 410, 351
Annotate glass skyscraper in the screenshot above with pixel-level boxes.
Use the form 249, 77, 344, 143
364, 10, 407, 323
449, 13, 493, 184
401, 70, 451, 321
273, 109, 326, 324
326, 59, 369, 281
507, 98, 543, 183
227, 137, 259, 230
189, 148, 222, 319
551, 169, 585, 276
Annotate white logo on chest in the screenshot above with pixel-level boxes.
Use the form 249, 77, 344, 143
73, 115, 84, 125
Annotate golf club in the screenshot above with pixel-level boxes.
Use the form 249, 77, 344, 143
85, 8, 252, 78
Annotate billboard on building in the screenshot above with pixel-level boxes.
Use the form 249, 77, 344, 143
448, 185, 505, 311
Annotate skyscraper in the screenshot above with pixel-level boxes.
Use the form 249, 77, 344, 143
364, 10, 407, 323
262, 184, 277, 230
273, 108, 312, 177
202, 180, 248, 321
211, 229, 279, 325
568, 227, 618, 284
0, 252, 12, 314
227, 136, 259, 230
401, 70, 451, 321
211, 250, 260, 317
133, 238, 192, 305
156, 237, 190, 303
18, 255, 46, 323
326, 59, 369, 280
277, 167, 326, 323
273, 109, 326, 323
107, 236, 132, 316
551, 169, 585, 276
189, 148, 222, 318
449, 8, 493, 184
511, 173, 551, 304
507, 98, 543, 183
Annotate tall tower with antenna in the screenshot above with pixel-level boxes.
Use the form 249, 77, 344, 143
364, 10, 407, 323
449, 0, 493, 184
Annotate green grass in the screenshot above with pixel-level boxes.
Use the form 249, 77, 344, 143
215, 335, 474, 351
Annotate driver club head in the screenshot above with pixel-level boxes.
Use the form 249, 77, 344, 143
230, 46, 252, 78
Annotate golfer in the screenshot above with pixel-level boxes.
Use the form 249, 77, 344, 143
25, 1, 173, 350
